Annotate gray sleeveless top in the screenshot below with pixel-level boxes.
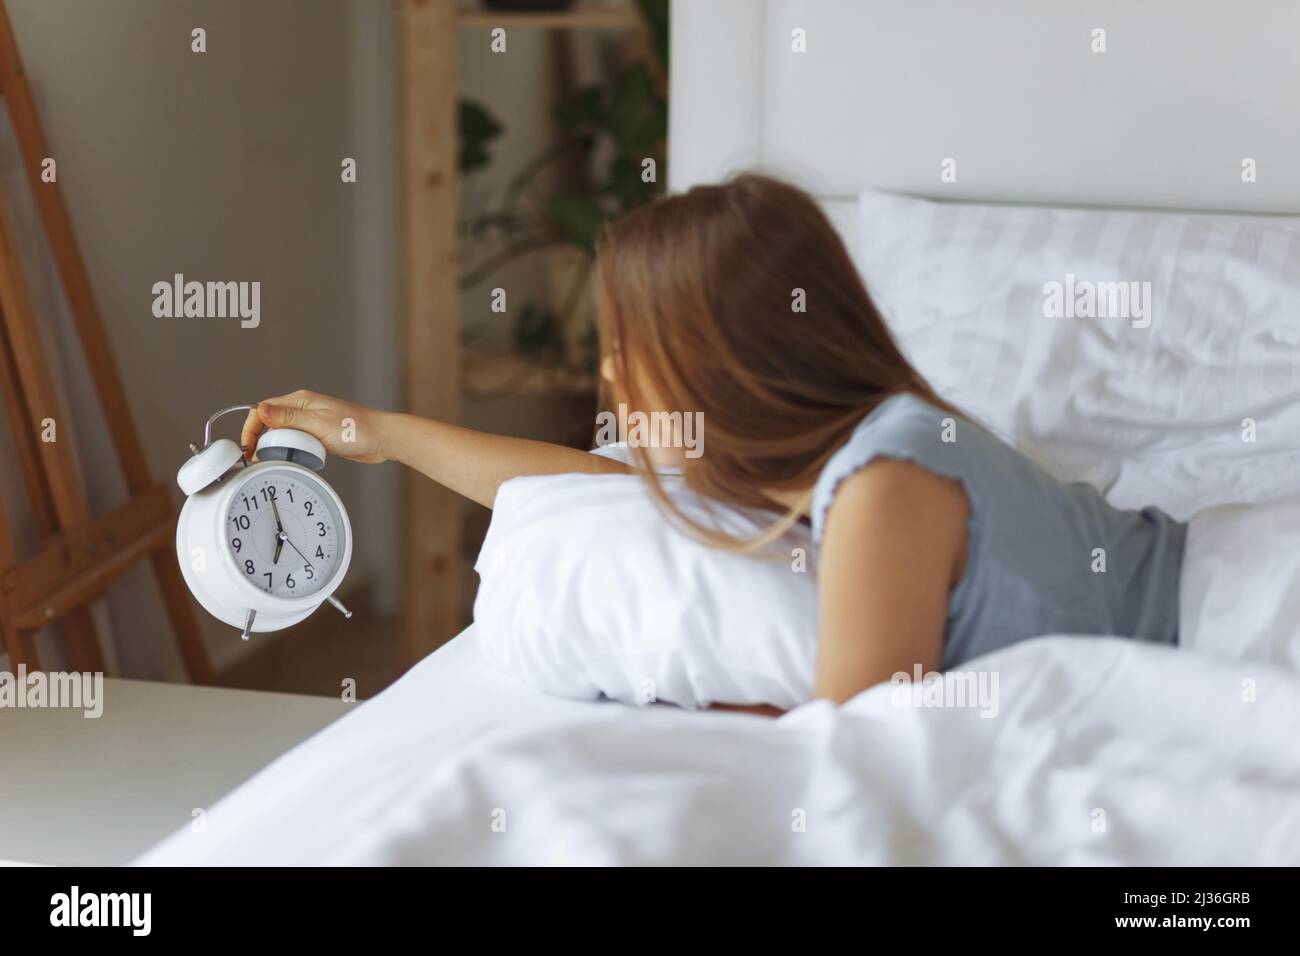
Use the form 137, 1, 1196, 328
810, 393, 1185, 668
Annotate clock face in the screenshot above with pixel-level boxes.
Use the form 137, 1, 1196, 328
224, 469, 344, 599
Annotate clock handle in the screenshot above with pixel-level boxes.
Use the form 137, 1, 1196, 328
201, 403, 259, 448
178, 406, 257, 494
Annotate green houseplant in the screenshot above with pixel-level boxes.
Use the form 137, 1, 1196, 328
458, 0, 668, 382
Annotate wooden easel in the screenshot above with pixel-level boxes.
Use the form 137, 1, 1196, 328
0, 1, 211, 682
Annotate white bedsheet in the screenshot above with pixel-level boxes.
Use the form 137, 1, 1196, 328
136, 618, 1300, 865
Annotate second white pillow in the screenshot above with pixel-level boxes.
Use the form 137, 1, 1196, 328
857, 189, 1300, 519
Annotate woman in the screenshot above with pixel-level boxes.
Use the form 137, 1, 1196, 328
242, 174, 1186, 707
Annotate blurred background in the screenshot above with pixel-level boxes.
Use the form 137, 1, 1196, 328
0, 0, 667, 698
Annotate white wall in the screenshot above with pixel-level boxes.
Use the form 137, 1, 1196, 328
2, 0, 398, 675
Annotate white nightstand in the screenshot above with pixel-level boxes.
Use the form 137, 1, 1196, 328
0, 678, 347, 865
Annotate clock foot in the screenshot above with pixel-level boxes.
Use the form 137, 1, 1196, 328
240, 609, 256, 641
327, 595, 353, 620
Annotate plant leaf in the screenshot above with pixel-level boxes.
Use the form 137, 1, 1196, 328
606, 66, 666, 153
553, 86, 605, 133
459, 99, 504, 174
606, 154, 656, 208
545, 193, 607, 251
513, 302, 560, 355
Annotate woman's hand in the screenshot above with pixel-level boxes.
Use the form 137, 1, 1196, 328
708, 703, 785, 718
240, 389, 390, 464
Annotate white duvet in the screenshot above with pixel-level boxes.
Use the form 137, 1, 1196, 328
135, 496, 1300, 866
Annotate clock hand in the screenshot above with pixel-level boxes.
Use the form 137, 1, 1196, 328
270, 494, 284, 564
273, 522, 346, 618
278, 530, 315, 570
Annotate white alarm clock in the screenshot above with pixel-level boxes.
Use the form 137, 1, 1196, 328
176, 404, 353, 640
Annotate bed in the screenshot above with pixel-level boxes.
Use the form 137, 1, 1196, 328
138, 0, 1300, 865
135, 622, 1300, 865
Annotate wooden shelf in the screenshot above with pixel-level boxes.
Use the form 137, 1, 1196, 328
397, 0, 639, 667
398, 0, 463, 668
458, 5, 642, 30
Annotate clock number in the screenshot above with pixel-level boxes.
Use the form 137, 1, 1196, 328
264, 572, 273, 588
233, 514, 251, 530
286, 573, 295, 589
244, 559, 255, 575
315, 546, 325, 559
231, 537, 241, 553
303, 501, 314, 516
242, 495, 258, 512
317, 522, 326, 537
286, 488, 295, 503
261, 487, 277, 503
304, 566, 314, 580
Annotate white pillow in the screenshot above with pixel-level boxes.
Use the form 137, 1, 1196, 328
1180, 494, 1300, 671
857, 190, 1300, 519
471, 463, 817, 710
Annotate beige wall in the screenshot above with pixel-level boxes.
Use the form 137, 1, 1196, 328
3, 0, 398, 675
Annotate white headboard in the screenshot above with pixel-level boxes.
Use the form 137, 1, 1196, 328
669, 0, 1300, 214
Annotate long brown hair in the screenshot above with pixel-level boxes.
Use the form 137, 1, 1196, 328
594, 173, 956, 551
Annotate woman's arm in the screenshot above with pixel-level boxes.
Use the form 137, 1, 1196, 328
241, 389, 631, 508
383, 414, 632, 508
813, 458, 968, 704
706, 460, 967, 718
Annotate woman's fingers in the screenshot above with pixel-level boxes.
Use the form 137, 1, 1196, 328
256, 401, 301, 429
240, 391, 319, 459
240, 407, 265, 459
